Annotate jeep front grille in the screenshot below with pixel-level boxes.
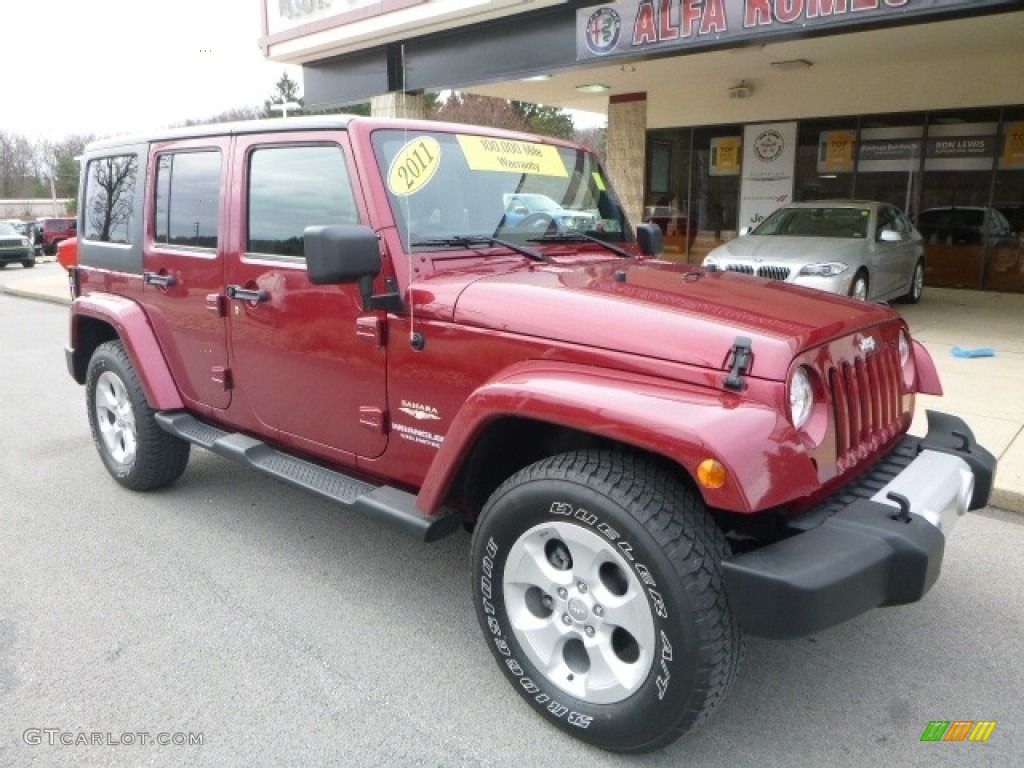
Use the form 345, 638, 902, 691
724, 264, 790, 280
829, 345, 903, 473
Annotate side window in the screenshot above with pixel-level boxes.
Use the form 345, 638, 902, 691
83, 154, 139, 244
247, 144, 357, 258
154, 151, 221, 249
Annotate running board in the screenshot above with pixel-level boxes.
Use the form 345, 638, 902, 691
155, 411, 458, 542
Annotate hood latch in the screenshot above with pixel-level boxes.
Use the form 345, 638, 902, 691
723, 337, 753, 391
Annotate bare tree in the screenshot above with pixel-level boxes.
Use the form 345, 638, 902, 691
429, 93, 533, 133
1, 132, 46, 198
87, 155, 137, 242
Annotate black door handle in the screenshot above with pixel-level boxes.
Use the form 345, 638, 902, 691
226, 285, 269, 303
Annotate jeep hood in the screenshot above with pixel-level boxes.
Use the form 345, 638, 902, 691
443, 261, 898, 380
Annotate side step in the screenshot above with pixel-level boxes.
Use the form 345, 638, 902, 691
155, 411, 458, 542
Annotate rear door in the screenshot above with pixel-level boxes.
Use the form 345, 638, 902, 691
223, 132, 388, 459
142, 139, 231, 410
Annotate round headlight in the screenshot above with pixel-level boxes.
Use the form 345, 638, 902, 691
789, 366, 814, 430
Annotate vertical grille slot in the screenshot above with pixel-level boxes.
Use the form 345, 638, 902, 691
828, 344, 902, 471
725, 264, 754, 275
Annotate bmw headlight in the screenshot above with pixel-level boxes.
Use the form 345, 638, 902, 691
703, 256, 718, 269
798, 262, 848, 277
789, 366, 814, 430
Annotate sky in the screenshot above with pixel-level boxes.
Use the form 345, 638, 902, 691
2, 0, 297, 142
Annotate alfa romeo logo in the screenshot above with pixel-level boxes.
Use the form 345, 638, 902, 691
584, 8, 621, 56
754, 130, 785, 162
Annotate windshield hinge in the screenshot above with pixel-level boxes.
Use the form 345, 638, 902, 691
723, 337, 753, 391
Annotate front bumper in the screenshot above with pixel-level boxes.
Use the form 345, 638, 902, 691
721, 410, 996, 638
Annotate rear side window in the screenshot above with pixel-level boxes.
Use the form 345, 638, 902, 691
83, 155, 138, 244
247, 144, 358, 258
155, 151, 221, 249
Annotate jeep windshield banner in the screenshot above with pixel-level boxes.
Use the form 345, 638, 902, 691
577, 0, 1017, 62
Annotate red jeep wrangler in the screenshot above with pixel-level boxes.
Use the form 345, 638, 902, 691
37, 216, 77, 255
65, 117, 995, 753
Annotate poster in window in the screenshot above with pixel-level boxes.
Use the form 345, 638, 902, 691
817, 130, 856, 174
710, 137, 741, 176
1001, 122, 1024, 170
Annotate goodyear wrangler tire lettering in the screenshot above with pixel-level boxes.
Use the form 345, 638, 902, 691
470, 450, 742, 753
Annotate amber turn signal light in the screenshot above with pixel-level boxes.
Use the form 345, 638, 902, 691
697, 459, 727, 490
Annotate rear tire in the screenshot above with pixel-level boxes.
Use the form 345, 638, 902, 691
86, 340, 190, 490
21, 259, 35, 268
470, 450, 742, 753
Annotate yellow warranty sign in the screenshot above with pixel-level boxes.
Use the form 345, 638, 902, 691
457, 135, 567, 177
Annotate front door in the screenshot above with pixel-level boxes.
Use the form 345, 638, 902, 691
223, 134, 388, 459
874, 204, 918, 297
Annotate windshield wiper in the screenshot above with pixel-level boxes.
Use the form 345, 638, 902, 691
527, 231, 633, 259
411, 235, 553, 263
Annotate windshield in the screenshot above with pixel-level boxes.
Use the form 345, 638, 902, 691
371, 129, 628, 251
753, 206, 869, 239
0, 223, 18, 236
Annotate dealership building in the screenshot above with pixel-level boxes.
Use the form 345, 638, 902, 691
260, 0, 1024, 292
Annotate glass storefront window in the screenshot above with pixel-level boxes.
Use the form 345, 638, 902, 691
919, 108, 1001, 289
646, 128, 695, 262
691, 126, 742, 264
795, 119, 855, 201
853, 113, 925, 216
990, 107, 1024, 291
645, 106, 1024, 292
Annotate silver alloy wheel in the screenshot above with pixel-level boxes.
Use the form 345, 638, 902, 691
503, 521, 656, 705
94, 370, 138, 465
912, 262, 924, 299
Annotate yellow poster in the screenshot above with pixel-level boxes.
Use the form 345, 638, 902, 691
1002, 122, 1024, 169
817, 130, 856, 174
710, 137, 741, 176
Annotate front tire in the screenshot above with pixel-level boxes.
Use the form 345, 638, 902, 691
470, 451, 741, 753
848, 270, 869, 300
86, 340, 190, 490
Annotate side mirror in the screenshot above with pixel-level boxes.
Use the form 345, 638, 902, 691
305, 225, 381, 285
879, 229, 903, 243
636, 222, 664, 256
